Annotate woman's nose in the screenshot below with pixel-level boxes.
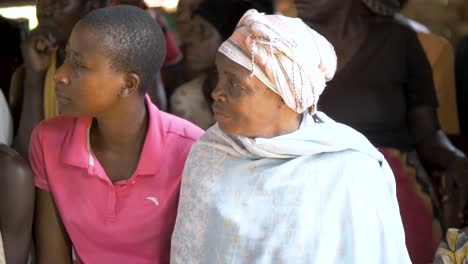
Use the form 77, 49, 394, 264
211, 84, 226, 102
54, 63, 70, 86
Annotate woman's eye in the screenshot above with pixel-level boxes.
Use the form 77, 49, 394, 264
73, 61, 82, 68
69, 56, 84, 70
64, 49, 70, 61
231, 81, 243, 90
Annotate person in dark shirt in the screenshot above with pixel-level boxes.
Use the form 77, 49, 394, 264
456, 35, 468, 135
0, 15, 25, 100
294, 0, 468, 263
0, 16, 27, 132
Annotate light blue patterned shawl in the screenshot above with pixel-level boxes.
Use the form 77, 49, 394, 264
171, 112, 410, 263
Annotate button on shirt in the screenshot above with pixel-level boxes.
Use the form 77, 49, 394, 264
30, 95, 204, 264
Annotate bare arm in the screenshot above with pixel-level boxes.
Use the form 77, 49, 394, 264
409, 106, 464, 170
13, 27, 56, 159
35, 189, 73, 264
13, 69, 46, 159
28, 104, 73, 263
0, 145, 35, 264
409, 106, 468, 226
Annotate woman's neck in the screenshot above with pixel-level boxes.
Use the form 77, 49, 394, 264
304, 2, 369, 46
91, 97, 148, 151
263, 111, 302, 139
302, 2, 372, 71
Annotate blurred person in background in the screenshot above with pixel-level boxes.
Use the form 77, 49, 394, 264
0, 16, 34, 264
6, 16, 28, 134
396, 0, 460, 136
275, 0, 296, 17
0, 89, 12, 146
0, 15, 25, 105
170, 0, 275, 129
175, 0, 204, 81
456, 29, 468, 135
295, 0, 468, 263
400, 0, 468, 46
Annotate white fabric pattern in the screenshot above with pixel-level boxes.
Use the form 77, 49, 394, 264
171, 113, 411, 263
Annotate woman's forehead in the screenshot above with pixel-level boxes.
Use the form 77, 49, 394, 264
69, 25, 109, 61
215, 53, 246, 75
71, 23, 100, 46
216, 52, 269, 92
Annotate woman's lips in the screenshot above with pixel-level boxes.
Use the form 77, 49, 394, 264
56, 92, 71, 103
212, 104, 229, 118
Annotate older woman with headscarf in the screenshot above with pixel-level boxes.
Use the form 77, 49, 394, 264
170, 10, 410, 263
293, 0, 468, 263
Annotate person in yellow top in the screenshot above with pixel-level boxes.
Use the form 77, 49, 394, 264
417, 33, 460, 135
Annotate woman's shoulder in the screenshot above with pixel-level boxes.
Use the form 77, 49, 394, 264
36, 115, 78, 132
368, 16, 417, 39
159, 111, 205, 142
0, 144, 30, 172
336, 148, 383, 169
32, 116, 83, 143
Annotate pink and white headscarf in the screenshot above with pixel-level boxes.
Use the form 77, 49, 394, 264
218, 9, 337, 114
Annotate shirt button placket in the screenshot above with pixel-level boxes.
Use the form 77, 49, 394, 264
106, 184, 117, 221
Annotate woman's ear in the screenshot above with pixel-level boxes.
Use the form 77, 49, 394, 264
277, 95, 287, 109
119, 73, 140, 97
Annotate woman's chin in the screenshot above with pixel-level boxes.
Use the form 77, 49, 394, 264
57, 107, 83, 118
217, 119, 235, 134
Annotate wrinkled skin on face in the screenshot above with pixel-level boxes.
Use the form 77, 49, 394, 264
211, 53, 300, 138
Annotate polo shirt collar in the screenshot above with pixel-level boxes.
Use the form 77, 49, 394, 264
133, 95, 165, 175
61, 95, 164, 176
61, 117, 92, 169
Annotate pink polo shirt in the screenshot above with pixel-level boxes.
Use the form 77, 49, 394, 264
29, 96, 204, 264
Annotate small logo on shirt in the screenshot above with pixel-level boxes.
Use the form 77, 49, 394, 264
146, 197, 159, 206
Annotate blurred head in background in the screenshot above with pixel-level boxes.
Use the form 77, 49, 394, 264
35, 0, 108, 47
275, 0, 297, 17
177, 0, 275, 80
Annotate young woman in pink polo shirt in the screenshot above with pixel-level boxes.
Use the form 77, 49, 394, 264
30, 6, 203, 264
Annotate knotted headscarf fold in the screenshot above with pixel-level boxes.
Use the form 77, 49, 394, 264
218, 9, 336, 114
